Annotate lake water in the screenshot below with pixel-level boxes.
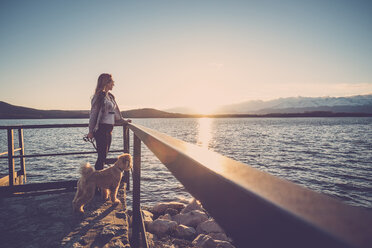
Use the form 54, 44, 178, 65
0, 118, 371, 209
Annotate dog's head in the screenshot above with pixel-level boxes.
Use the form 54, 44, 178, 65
116, 153, 132, 172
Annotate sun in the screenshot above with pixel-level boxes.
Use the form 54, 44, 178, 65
189, 102, 220, 115
178, 84, 227, 115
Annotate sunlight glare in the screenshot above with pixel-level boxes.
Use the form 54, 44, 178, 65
197, 118, 213, 148
184, 142, 227, 175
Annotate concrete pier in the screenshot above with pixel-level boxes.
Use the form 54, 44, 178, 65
0, 183, 130, 247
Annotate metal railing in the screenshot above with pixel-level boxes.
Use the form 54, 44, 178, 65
125, 122, 372, 248
0, 123, 130, 194
1, 122, 372, 248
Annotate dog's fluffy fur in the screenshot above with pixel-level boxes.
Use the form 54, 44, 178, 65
72, 153, 132, 213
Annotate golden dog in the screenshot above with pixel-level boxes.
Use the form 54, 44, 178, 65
72, 153, 132, 213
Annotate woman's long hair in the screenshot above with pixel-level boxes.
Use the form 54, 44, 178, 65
94, 73, 112, 95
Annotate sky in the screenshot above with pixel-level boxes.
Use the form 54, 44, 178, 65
1, 0, 371, 114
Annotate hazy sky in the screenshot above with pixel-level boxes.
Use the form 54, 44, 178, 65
1, 0, 371, 113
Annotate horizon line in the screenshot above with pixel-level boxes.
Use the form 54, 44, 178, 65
2, 92, 372, 112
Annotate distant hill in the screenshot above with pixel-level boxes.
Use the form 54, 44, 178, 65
122, 108, 190, 118
0, 101, 89, 119
216, 94, 372, 114
255, 104, 372, 114
166, 94, 372, 114
0, 101, 190, 119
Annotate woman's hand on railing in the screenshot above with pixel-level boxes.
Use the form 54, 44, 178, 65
117, 118, 132, 125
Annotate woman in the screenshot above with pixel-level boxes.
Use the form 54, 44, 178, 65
87, 73, 130, 171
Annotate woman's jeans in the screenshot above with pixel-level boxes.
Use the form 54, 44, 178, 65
94, 123, 113, 170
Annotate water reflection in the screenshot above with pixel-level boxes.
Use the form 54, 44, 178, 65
197, 118, 213, 148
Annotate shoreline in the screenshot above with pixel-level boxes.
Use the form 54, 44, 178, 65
1, 111, 372, 120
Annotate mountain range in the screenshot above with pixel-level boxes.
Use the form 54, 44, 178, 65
1, 94, 372, 119
166, 94, 372, 114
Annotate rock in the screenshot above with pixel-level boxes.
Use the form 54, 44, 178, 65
158, 213, 172, 221
215, 240, 236, 248
148, 219, 178, 237
165, 208, 179, 216
174, 224, 197, 240
151, 202, 185, 215
209, 232, 230, 242
181, 198, 204, 214
173, 210, 209, 227
196, 220, 224, 234
172, 238, 193, 247
192, 234, 217, 248
142, 210, 153, 219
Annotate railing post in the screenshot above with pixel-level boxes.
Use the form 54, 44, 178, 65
18, 128, 26, 184
131, 134, 141, 247
123, 124, 130, 190
7, 128, 15, 186
123, 124, 130, 153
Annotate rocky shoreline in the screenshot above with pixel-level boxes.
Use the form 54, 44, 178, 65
0, 183, 235, 248
130, 199, 236, 248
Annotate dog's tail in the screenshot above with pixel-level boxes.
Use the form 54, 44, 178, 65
79, 162, 95, 178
